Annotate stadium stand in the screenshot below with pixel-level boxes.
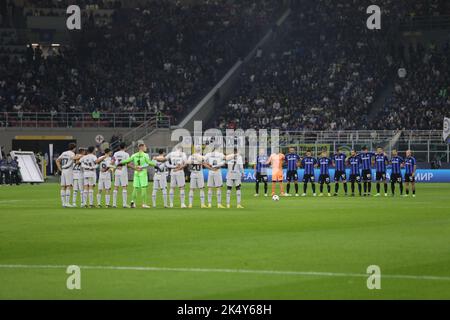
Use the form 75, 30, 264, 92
373, 42, 450, 130
1, 0, 449, 131
214, 0, 449, 131
0, 0, 283, 125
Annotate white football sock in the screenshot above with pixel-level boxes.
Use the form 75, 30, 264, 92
60, 189, 66, 206
208, 189, 213, 205
122, 190, 127, 206
189, 190, 194, 206
169, 189, 174, 206
65, 189, 71, 205
180, 189, 185, 206
237, 190, 241, 205
152, 190, 157, 207
105, 194, 110, 206
162, 189, 167, 206
72, 190, 78, 205
226, 189, 231, 206
200, 189, 205, 205
89, 190, 94, 206
97, 193, 102, 206
113, 190, 118, 206
81, 189, 87, 206
217, 189, 222, 204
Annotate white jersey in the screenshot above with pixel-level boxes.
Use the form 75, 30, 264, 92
72, 160, 83, 179
80, 154, 98, 186
112, 150, 130, 175
80, 154, 98, 172
188, 153, 205, 189
226, 154, 244, 179
154, 160, 169, 177
57, 151, 75, 171
153, 160, 168, 190
188, 154, 204, 177
166, 151, 187, 174
99, 157, 113, 179
205, 151, 224, 188
204, 152, 225, 170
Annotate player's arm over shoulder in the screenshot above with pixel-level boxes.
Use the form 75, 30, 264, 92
144, 153, 157, 167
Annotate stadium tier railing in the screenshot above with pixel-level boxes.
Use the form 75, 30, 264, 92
109, 115, 170, 152
0, 112, 170, 129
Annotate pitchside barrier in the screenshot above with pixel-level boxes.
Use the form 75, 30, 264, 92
200, 169, 450, 183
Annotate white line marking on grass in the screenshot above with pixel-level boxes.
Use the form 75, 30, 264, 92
0, 264, 450, 282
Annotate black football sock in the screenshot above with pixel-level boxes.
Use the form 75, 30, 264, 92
399, 182, 403, 195
264, 182, 268, 194
256, 182, 259, 194
358, 183, 362, 195
368, 182, 372, 193
303, 183, 307, 194
391, 182, 395, 195
363, 182, 367, 193
312, 183, 316, 193
406, 188, 409, 195
295, 183, 298, 194
351, 182, 355, 193
286, 183, 290, 194
320, 184, 323, 193
384, 183, 388, 194
343, 182, 348, 194
335, 183, 339, 193
376, 183, 380, 193
327, 184, 331, 193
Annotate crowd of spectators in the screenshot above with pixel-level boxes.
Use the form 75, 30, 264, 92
0, 0, 282, 125
1, 0, 449, 130
215, 0, 449, 131
374, 42, 450, 130
23, 0, 121, 10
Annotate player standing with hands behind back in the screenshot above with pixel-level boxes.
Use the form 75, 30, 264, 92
301, 150, 317, 196
404, 150, 417, 197
254, 149, 269, 197
285, 147, 300, 196
267, 151, 285, 197
374, 147, 389, 197
360, 146, 375, 196
333, 147, 348, 196
318, 150, 332, 197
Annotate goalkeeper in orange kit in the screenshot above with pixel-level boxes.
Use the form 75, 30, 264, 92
267, 152, 285, 196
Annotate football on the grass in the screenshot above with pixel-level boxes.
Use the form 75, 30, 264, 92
272, 195, 280, 201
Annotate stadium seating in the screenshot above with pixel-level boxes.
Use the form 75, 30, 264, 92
373, 42, 450, 130
214, 0, 450, 131
1, 0, 448, 130
0, 0, 282, 125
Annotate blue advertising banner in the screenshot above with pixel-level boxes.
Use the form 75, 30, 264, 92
203, 169, 450, 183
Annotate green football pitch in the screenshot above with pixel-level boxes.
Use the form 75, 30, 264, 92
0, 182, 449, 299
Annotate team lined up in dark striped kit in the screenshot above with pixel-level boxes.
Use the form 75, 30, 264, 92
254, 147, 417, 198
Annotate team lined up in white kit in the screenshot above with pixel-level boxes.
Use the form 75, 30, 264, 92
56, 142, 246, 209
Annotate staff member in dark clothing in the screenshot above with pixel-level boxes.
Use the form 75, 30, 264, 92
10, 156, 21, 185
0, 157, 9, 185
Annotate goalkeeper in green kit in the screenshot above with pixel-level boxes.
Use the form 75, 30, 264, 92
119, 142, 156, 208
